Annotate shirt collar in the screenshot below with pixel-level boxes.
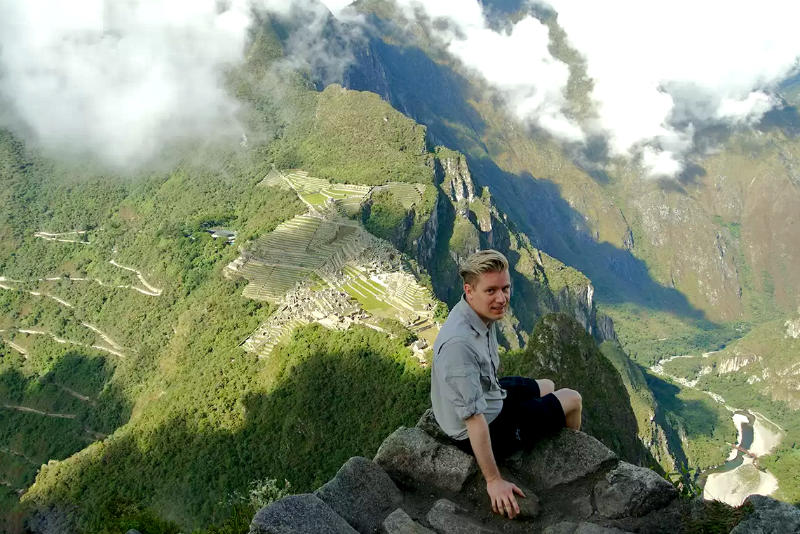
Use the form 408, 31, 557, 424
456, 294, 490, 337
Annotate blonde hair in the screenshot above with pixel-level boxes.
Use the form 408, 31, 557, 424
459, 249, 509, 287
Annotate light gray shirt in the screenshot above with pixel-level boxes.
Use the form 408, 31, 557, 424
431, 295, 506, 440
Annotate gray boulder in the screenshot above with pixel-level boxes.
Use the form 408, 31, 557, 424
509, 481, 540, 518
593, 461, 678, 518
315, 456, 402, 533
425, 499, 501, 534
507, 429, 617, 491
415, 408, 451, 442
730, 494, 800, 534
250, 494, 357, 534
382, 508, 435, 534
374, 427, 477, 492
543, 521, 633, 534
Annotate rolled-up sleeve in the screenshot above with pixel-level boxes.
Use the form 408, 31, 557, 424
438, 339, 486, 420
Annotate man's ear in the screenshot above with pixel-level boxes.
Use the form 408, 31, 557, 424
464, 282, 472, 300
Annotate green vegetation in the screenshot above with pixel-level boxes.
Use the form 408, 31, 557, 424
22, 324, 429, 532
682, 500, 754, 534
712, 215, 741, 240
362, 190, 408, 244
644, 373, 734, 471
503, 314, 649, 465
603, 303, 748, 367
295, 85, 433, 185
599, 341, 669, 468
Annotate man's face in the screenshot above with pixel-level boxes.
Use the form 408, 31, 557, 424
464, 269, 511, 324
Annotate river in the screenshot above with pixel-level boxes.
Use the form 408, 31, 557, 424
700, 410, 781, 506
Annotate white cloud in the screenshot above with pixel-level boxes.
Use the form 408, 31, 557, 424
391, 0, 800, 177
0, 0, 360, 169
394, 0, 584, 143
0, 0, 254, 168
319, 0, 354, 18
544, 0, 800, 176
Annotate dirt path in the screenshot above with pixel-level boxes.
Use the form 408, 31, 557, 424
14, 328, 125, 358
6, 340, 28, 356
34, 231, 89, 245
0, 447, 37, 466
1, 282, 75, 309
28, 291, 73, 308
34, 233, 89, 245
55, 384, 94, 404
3, 404, 76, 419
81, 322, 124, 351
85, 428, 107, 440
109, 260, 162, 295
0, 479, 24, 496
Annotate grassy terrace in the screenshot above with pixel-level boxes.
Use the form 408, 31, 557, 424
338, 263, 434, 325
282, 170, 371, 212
381, 183, 427, 209
234, 169, 439, 358
235, 212, 369, 302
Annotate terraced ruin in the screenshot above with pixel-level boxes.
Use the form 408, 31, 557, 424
261, 169, 371, 216
228, 170, 439, 359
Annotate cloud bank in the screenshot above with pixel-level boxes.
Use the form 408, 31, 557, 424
547, 0, 800, 176
393, 0, 800, 177
2, 0, 798, 177
0, 0, 360, 169
0, 0, 253, 168
393, 0, 584, 143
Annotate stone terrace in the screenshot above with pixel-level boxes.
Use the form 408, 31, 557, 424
227, 213, 371, 303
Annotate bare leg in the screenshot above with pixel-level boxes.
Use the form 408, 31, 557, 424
536, 378, 554, 396
553, 388, 582, 430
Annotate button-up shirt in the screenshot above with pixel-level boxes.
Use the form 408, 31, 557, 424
431, 295, 506, 440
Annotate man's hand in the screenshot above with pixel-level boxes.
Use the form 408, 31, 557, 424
486, 477, 525, 519
464, 414, 527, 519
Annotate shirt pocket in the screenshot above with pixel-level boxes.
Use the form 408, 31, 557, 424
478, 359, 498, 391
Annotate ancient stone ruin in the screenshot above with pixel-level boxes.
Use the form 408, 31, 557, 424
248, 410, 800, 533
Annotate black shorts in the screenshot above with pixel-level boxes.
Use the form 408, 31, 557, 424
453, 376, 566, 460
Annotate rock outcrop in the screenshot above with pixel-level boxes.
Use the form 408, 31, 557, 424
250, 408, 785, 534
729, 494, 800, 533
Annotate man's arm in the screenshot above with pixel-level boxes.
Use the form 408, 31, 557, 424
465, 414, 525, 519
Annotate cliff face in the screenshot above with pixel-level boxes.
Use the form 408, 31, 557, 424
432, 151, 617, 347
503, 314, 643, 465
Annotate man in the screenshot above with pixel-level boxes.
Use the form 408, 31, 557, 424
431, 249, 583, 519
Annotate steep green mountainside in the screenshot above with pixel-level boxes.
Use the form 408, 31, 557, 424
0, 18, 636, 533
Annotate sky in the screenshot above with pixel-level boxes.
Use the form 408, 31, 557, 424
1, 0, 798, 176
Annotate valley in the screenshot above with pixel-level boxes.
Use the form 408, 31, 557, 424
1, 3, 799, 531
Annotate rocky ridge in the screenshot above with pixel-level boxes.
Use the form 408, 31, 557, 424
248, 409, 799, 533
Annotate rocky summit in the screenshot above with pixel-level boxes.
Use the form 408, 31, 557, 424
248, 409, 800, 533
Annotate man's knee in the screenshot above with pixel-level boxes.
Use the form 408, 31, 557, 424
536, 378, 555, 396
554, 388, 582, 413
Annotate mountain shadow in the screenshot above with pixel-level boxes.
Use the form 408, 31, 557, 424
0, 350, 131, 532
